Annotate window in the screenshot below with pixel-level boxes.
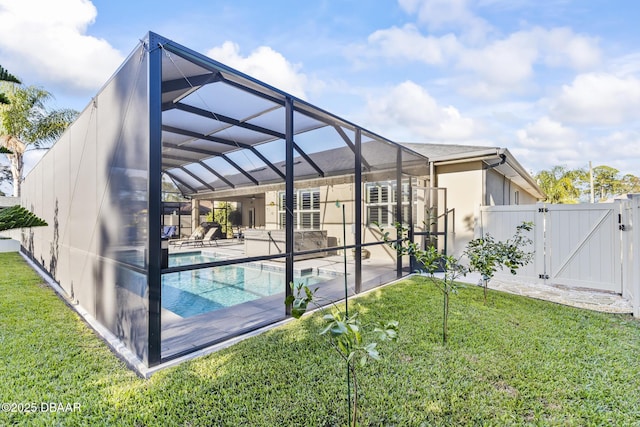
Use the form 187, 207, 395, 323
514, 190, 520, 205
366, 184, 390, 225
366, 181, 411, 226
278, 189, 320, 230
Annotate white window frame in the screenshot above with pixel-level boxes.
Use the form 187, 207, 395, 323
365, 180, 411, 226
278, 188, 321, 230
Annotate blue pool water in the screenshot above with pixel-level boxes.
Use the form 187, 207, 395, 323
162, 252, 331, 318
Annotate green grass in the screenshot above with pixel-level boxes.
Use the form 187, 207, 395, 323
2, 252, 640, 426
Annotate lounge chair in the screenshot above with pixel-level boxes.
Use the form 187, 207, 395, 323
200, 226, 222, 247
161, 225, 178, 239
232, 226, 244, 241
170, 222, 220, 248
169, 224, 207, 248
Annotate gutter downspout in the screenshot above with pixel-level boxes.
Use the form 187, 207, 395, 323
429, 159, 437, 245
484, 150, 507, 169
429, 159, 435, 209
483, 149, 507, 205
478, 148, 507, 206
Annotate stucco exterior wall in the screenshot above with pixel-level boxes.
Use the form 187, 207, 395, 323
485, 168, 539, 206
263, 182, 356, 243
253, 158, 539, 261
435, 161, 540, 256
260, 181, 401, 263
486, 168, 508, 205
435, 162, 483, 256
516, 185, 538, 204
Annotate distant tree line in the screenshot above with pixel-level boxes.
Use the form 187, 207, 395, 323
534, 165, 640, 204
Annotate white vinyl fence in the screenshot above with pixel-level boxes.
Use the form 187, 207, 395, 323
479, 194, 640, 317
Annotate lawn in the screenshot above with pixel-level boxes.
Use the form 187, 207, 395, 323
1, 251, 640, 426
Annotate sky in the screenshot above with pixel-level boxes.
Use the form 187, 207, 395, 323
1, 0, 640, 194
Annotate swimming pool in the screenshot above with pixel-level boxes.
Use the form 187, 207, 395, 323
162, 252, 332, 318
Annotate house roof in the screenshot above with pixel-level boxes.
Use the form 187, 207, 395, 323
399, 142, 500, 161
402, 142, 545, 200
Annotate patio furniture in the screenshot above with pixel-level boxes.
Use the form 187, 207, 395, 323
200, 226, 223, 247
243, 229, 328, 260
170, 222, 220, 248
161, 225, 178, 239
232, 226, 244, 241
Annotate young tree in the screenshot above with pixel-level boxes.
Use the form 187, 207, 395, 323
465, 222, 534, 303
286, 283, 398, 427
377, 221, 466, 345
0, 84, 77, 197
413, 247, 466, 344
379, 221, 534, 341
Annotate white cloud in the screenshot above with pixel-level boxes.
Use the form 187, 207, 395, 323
398, 0, 492, 42
512, 122, 640, 175
0, 0, 123, 92
458, 31, 538, 86
608, 53, 640, 78
367, 24, 460, 65
360, 14, 601, 100
509, 117, 585, 173
577, 131, 640, 176
551, 73, 640, 125
516, 117, 578, 149
207, 41, 309, 100
592, 131, 640, 162
539, 27, 600, 70
456, 27, 600, 97
365, 80, 478, 140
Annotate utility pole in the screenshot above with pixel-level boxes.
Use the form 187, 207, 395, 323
589, 161, 595, 203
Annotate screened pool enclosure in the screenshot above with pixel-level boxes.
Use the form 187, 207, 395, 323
20, 32, 433, 370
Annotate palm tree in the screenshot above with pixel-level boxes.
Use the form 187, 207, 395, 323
0, 65, 20, 105
0, 84, 77, 197
534, 166, 584, 204
0, 67, 18, 193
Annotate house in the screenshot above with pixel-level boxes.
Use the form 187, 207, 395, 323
401, 143, 544, 255
176, 142, 543, 260
19, 32, 429, 372
18, 31, 543, 374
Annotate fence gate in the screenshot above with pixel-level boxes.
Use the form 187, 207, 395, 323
480, 203, 622, 293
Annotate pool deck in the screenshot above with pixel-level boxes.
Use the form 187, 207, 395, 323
161, 240, 633, 365
173, 241, 633, 314
162, 242, 399, 359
